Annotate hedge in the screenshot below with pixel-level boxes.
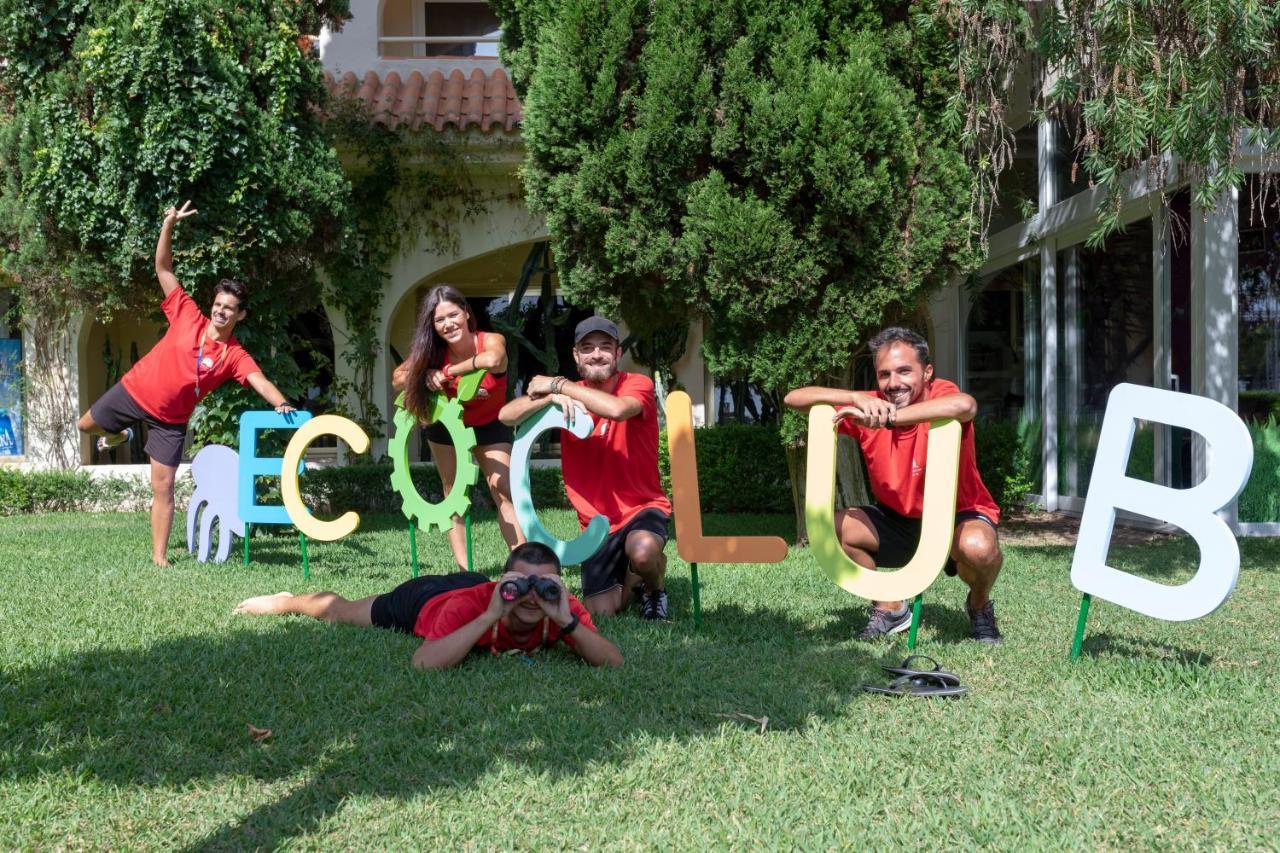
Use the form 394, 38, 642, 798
2, 420, 1032, 518
657, 423, 793, 514
0, 469, 194, 515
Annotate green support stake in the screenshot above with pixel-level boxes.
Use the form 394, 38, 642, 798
243, 523, 251, 566
409, 521, 419, 578
1071, 593, 1093, 659
907, 593, 923, 650
690, 562, 702, 629
300, 531, 310, 581
464, 509, 474, 573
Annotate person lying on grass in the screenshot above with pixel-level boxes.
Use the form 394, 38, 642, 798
234, 541, 624, 670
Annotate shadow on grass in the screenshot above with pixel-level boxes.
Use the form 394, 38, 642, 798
1, 603, 871, 850
1079, 631, 1215, 667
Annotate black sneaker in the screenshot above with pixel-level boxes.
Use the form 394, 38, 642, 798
966, 598, 1003, 645
641, 589, 670, 621
856, 605, 912, 640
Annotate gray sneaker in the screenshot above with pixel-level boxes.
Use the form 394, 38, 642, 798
856, 605, 912, 639
641, 589, 670, 621
966, 598, 1003, 645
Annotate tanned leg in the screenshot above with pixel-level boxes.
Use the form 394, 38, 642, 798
475, 443, 526, 551
427, 439, 468, 570
149, 458, 177, 567
234, 591, 379, 625
950, 519, 1003, 610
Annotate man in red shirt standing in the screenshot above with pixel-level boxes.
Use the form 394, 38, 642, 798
234, 542, 623, 669
785, 327, 1004, 644
500, 317, 673, 621
77, 201, 295, 567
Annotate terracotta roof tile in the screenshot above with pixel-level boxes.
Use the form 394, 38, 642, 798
324, 67, 522, 133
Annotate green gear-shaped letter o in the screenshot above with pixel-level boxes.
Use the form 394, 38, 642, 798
390, 392, 478, 532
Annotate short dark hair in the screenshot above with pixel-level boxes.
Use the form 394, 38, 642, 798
868, 326, 930, 366
214, 278, 249, 312
504, 541, 561, 574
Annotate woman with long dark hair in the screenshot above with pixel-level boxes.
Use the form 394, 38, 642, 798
393, 285, 525, 567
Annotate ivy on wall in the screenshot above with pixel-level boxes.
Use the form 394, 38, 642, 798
0, 0, 481, 460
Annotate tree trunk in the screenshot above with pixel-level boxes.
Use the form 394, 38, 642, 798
785, 442, 808, 545
835, 433, 871, 510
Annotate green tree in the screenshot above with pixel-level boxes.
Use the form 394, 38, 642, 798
494, 0, 977, 536
0, 0, 351, 458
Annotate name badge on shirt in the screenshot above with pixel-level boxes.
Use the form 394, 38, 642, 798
200, 356, 215, 370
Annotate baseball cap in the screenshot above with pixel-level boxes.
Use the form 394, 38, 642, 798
573, 316, 620, 344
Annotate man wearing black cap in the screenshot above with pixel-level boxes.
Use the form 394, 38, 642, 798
500, 316, 673, 620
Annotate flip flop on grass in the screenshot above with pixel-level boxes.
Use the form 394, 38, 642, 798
862, 672, 969, 698
880, 654, 961, 687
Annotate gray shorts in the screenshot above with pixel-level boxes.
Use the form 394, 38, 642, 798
90, 382, 188, 467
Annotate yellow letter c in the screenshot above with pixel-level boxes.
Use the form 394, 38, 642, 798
281, 415, 371, 541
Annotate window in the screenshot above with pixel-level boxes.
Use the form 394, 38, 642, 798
966, 258, 1040, 421
989, 123, 1040, 233
379, 0, 501, 59
1053, 113, 1095, 204
1057, 220, 1154, 497
423, 2, 501, 57
0, 289, 22, 456
714, 379, 777, 425
965, 258, 1042, 495
1237, 177, 1280, 522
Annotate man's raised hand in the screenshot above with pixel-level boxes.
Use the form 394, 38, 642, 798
164, 200, 198, 224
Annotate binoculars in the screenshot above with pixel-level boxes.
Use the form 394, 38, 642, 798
499, 574, 561, 603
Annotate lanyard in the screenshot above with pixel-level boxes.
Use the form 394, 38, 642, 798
195, 327, 228, 402
491, 618, 550, 655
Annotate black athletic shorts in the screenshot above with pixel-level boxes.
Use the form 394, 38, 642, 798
89, 382, 188, 467
579, 508, 670, 597
861, 504, 998, 577
426, 417, 514, 448
370, 571, 490, 634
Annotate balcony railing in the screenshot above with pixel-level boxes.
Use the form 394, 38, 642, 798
378, 34, 501, 58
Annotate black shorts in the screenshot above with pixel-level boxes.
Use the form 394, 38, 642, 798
89, 382, 188, 467
579, 508, 670, 597
370, 571, 490, 634
426, 417, 514, 448
861, 504, 998, 577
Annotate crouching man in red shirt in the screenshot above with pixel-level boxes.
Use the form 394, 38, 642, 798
785, 327, 1004, 644
499, 316, 673, 621
234, 542, 624, 670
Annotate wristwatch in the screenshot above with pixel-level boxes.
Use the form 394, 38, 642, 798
559, 613, 580, 636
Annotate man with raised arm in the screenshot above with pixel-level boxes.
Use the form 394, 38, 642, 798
499, 317, 674, 621
235, 542, 624, 669
784, 327, 1004, 644
77, 201, 295, 566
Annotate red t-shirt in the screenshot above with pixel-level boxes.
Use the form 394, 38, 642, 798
434, 330, 508, 427
838, 378, 1000, 523
559, 371, 673, 532
120, 289, 261, 424
413, 581, 597, 652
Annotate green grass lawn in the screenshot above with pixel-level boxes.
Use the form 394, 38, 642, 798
2, 508, 1279, 849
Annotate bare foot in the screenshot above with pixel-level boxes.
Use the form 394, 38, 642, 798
153, 558, 171, 568
234, 592, 294, 616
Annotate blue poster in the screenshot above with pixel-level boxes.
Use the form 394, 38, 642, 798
0, 339, 23, 456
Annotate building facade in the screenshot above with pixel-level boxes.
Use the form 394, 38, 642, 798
4, 0, 1277, 532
